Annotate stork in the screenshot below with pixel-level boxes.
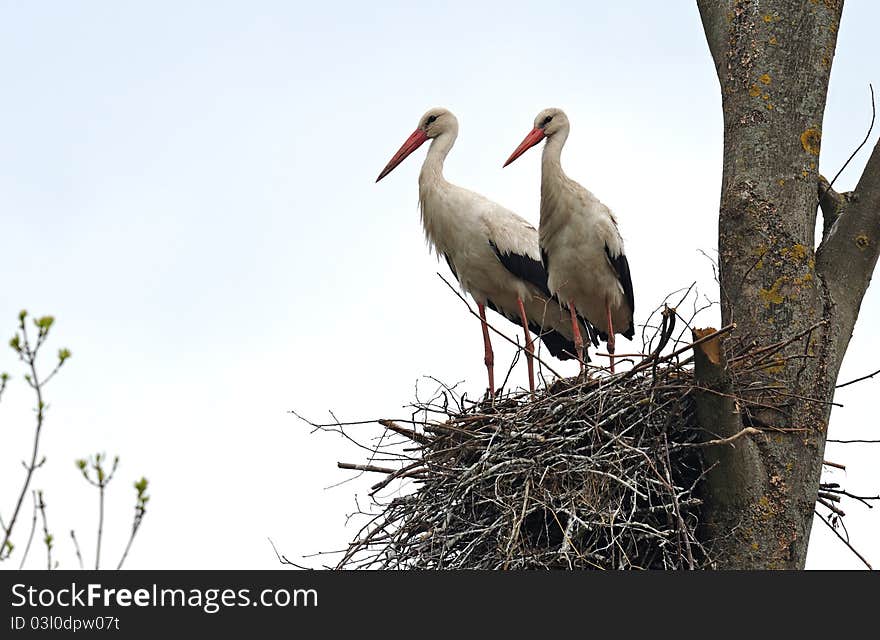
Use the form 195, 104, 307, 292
376, 107, 592, 396
504, 108, 634, 373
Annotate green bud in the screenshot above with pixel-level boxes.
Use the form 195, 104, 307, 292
58, 348, 71, 362
35, 316, 54, 331
134, 477, 149, 495
9, 335, 21, 352
18, 310, 27, 322
76, 459, 87, 471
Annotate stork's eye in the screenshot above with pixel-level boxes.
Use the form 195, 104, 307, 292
543, 115, 553, 125
426, 115, 438, 125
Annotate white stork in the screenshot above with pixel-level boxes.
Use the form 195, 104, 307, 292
376, 107, 593, 395
504, 108, 634, 373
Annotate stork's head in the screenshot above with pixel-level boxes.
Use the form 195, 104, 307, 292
376, 107, 458, 182
419, 107, 457, 139
503, 108, 569, 167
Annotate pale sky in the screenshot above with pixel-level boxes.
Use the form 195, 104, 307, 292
1, 1, 877, 570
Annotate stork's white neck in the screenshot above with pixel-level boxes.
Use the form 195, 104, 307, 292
417, 130, 458, 254
541, 131, 568, 184
418, 130, 455, 193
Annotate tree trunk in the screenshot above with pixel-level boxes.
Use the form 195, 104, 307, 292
696, 0, 880, 568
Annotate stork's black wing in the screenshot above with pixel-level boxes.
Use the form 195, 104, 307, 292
443, 252, 459, 282
489, 241, 551, 298
605, 243, 635, 340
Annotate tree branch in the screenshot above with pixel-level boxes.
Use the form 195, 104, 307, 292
817, 136, 880, 346
696, 0, 733, 84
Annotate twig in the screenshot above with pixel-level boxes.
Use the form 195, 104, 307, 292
836, 367, 880, 389
819, 84, 876, 203
817, 497, 845, 518
679, 427, 760, 449
815, 511, 872, 570
117, 477, 149, 570
77, 453, 119, 569
338, 462, 398, 475
71, 530, 84, 570
36, 491, 52, 570
17, 492, 38, 570
117, 477, 150, 571
377, 419, 431, 446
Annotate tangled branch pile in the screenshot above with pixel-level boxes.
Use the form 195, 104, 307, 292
340, 376, 707, 569
305, 307, 731, 569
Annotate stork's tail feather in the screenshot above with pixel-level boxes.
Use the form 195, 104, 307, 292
577, 315, 602, 348
583, 318, 635, 343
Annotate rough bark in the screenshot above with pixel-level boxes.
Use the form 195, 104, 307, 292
696, 0, 880, 568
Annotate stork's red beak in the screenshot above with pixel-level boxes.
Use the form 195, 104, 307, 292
376, 129, 429, 182
503, 127, 546, 167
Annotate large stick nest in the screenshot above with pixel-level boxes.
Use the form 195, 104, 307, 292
349, 376, 706, 569
314, 305, 732, 570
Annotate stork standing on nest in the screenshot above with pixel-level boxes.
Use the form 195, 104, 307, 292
504, 108, 634, 373
376, 107, 592, 396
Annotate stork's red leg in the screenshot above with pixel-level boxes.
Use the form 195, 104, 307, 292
478, 303, 495, 397
568, 300, 584, 373
606, 301, 616, 373
516, 297, 536, 393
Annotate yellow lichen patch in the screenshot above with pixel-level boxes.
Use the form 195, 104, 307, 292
749, 85, 761, 97
763, 93, 770, 100
800, 128, 821, 155
810, 161, 816, 169
782, 243, 809, 261
777, 178, 785, 186
759, 73, 771, 85
769, 35, 778, 45
855, 234, 870, 250
756, 495, 778, 521
759, 278, 786, 306
766, 103, 774, 110
802, 170, 809, 178
763, 14, 774, 22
